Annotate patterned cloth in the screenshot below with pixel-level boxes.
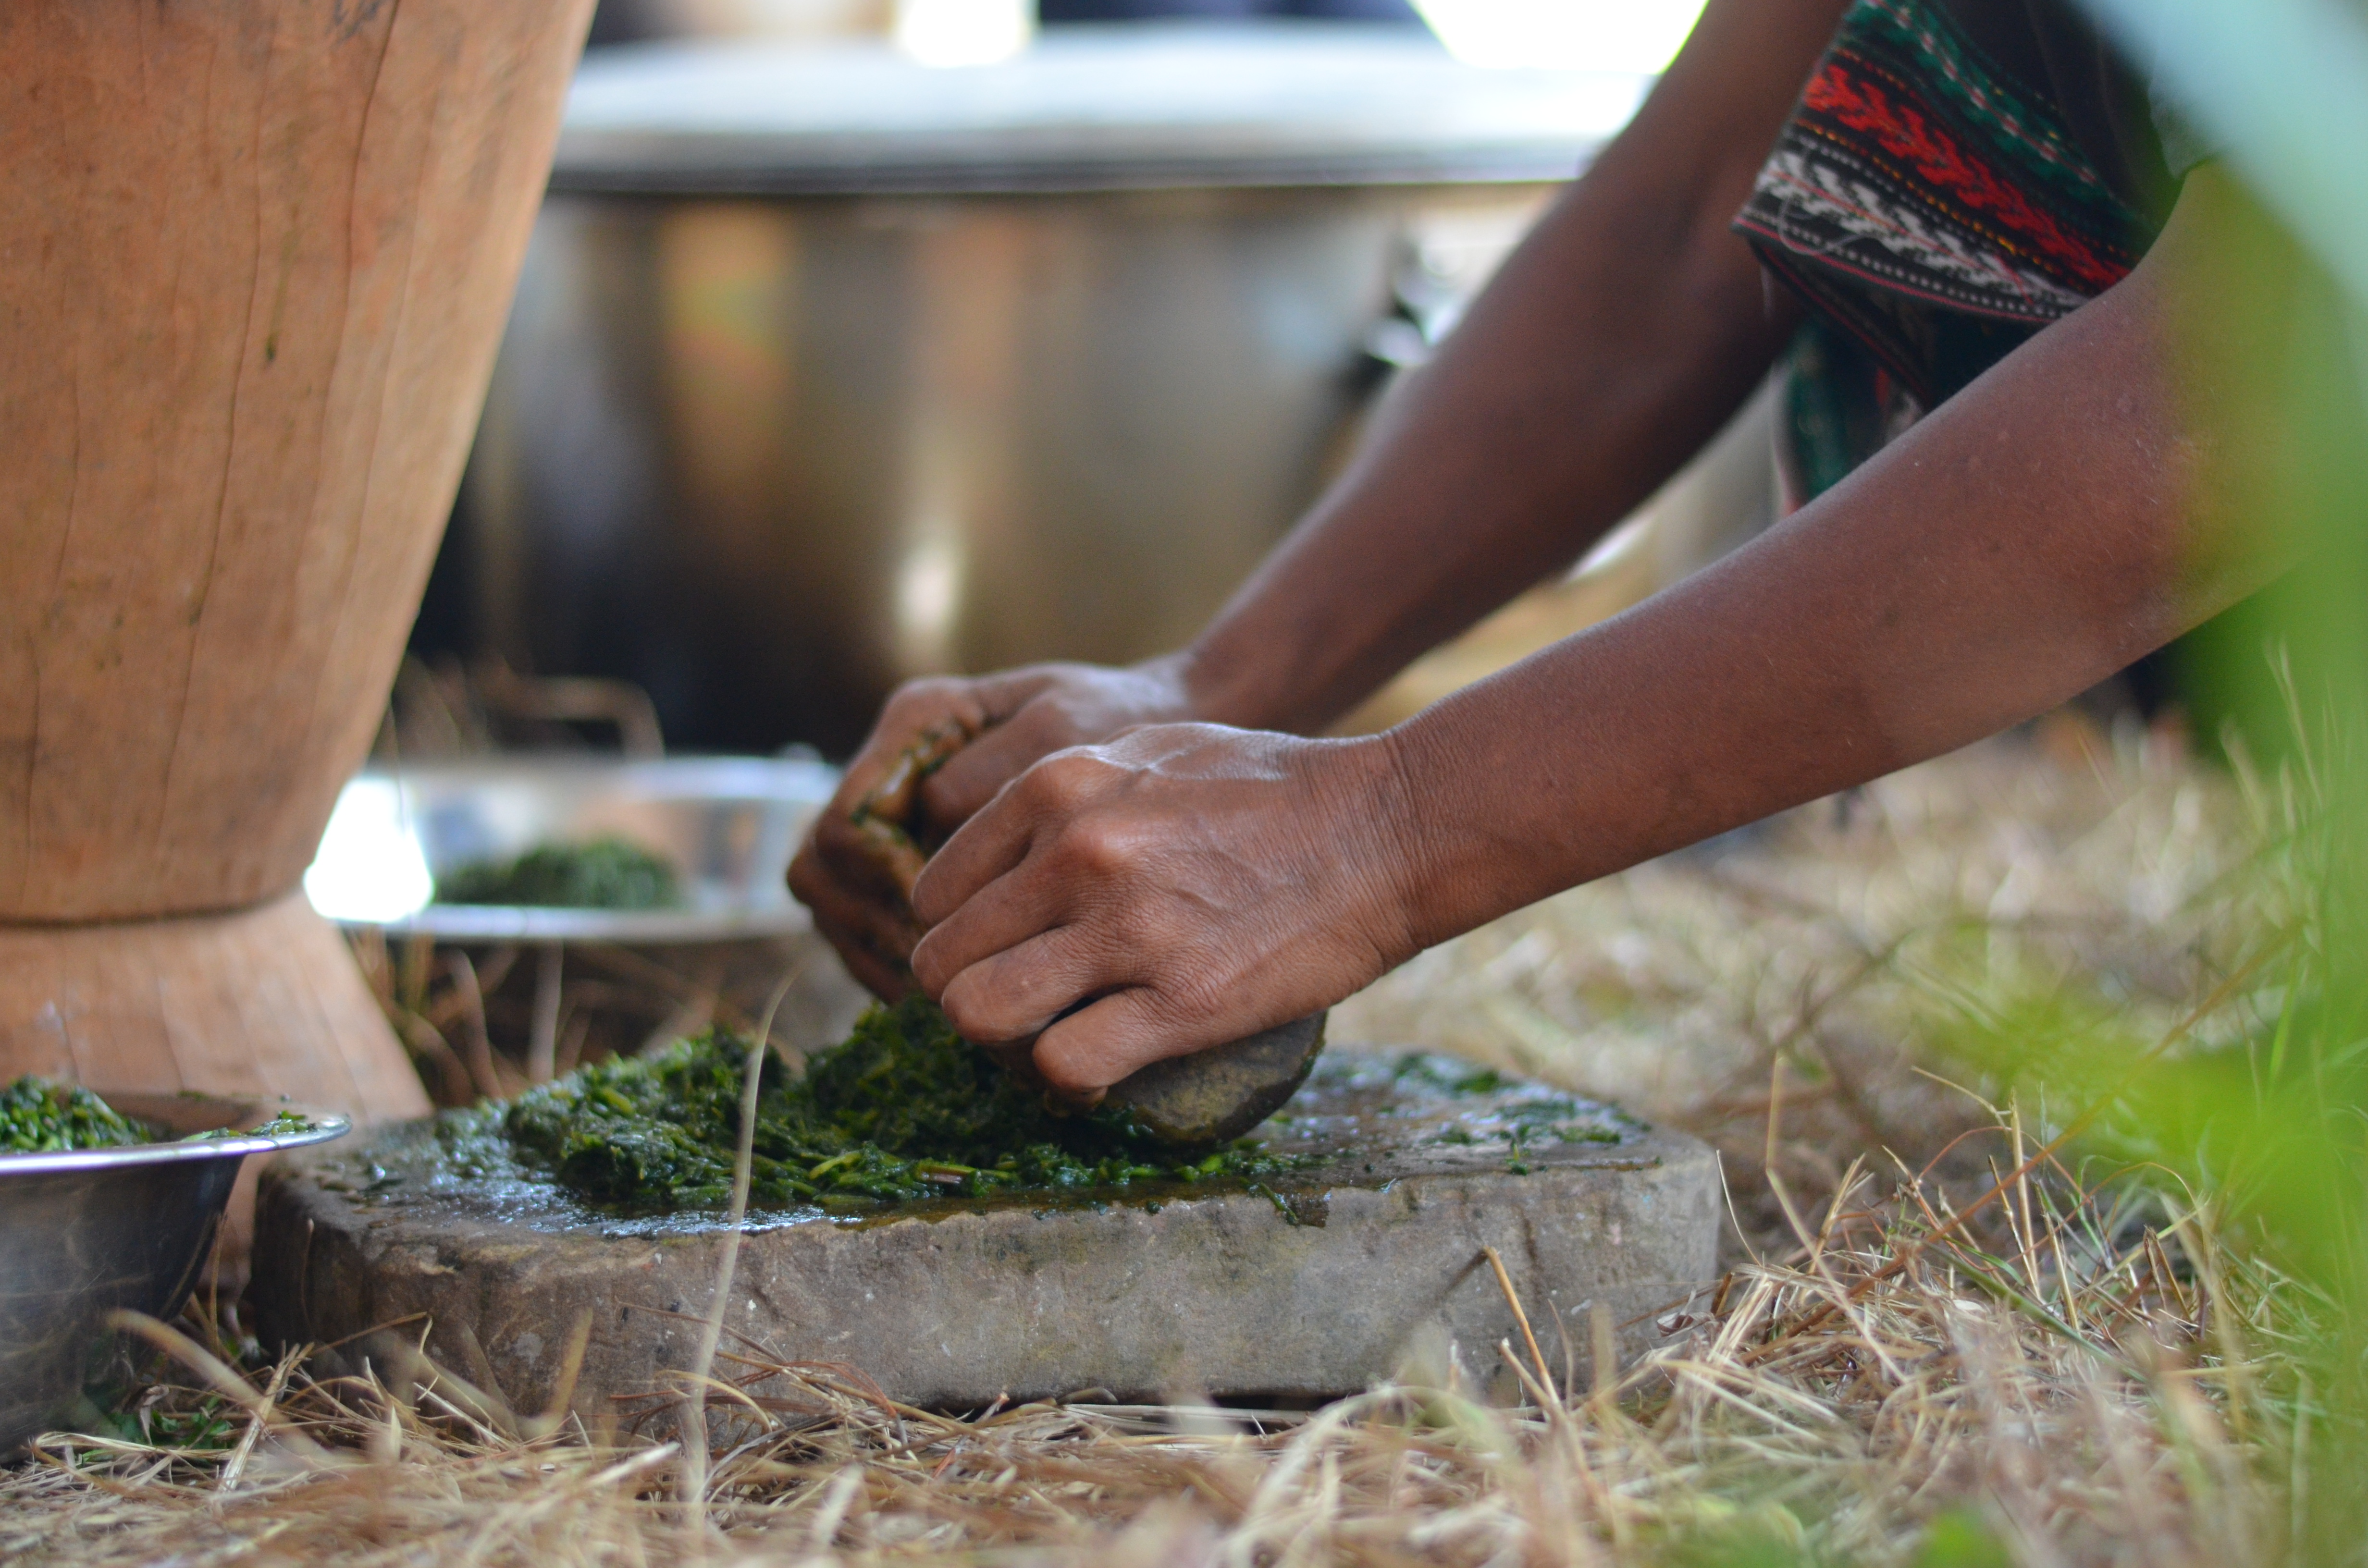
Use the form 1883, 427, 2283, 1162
1735, 0, 2196, 503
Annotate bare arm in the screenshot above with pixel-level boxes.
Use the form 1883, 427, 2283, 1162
908, 164, 2309, 1091
791, 0, 1846, 989
1372, 163, 2287, 944
1179, 0, 1843, 733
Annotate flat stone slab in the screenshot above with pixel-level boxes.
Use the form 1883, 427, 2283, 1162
252, 1051, 1718, 1412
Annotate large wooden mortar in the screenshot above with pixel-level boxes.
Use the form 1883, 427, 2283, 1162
0, 4, 592, 1164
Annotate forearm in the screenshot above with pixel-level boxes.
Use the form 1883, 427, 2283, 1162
1373, 172, 2291, 950
893, 168, 2331, 1090
1175, 0, 1845, 735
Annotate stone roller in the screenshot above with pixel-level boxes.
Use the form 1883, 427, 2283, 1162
838, 723, 1327, 1147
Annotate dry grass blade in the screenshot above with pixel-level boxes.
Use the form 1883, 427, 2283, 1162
678, 965, 804, 1522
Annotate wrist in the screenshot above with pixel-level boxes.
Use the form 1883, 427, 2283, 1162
1358, 700, 1542, 958
1165, 640, 1269, 732
1307, 727, 1441, 975
1171, 627, 1331, 734
1118, 650, 1206, 725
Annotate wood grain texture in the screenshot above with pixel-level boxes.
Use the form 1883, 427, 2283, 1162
0, 891, 428, 1123
0, 0, 593, 920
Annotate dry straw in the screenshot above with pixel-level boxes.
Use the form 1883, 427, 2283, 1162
0, 729, 2303, 1565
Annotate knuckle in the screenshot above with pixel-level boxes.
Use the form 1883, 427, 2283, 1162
894, 674, 965, 709
1164, 975, 1232, 1033
907, 930, 954, 994
874, 690, 925, 731
877, 677, 967, 733
939, 992, 988, 1040
1025, 750, 1108, 810
1057, 816, 1133, 878
791, 869, 860, 927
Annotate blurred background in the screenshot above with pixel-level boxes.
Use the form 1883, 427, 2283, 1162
402, 0, 1732, 759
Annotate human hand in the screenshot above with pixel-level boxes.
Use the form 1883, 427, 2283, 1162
906, 723, 1421, 1095
788, 658, 1202, 999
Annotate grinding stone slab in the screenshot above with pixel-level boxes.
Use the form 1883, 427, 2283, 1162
251, 1051, 1718, 1412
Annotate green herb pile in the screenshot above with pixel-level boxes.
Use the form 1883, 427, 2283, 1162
1, 1076, 148, 1153
437, 835, 680, 910
481, 996, 1299, 1209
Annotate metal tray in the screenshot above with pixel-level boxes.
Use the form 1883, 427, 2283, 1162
304, 754, 840, 943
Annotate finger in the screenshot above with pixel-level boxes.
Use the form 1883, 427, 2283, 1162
932, 926, 1109, 1042
830, 677, 992, 825
797, 875, 916, 1001
789, 821, 921, 941
1028, 987, 1219, 1095
907, 841, 1084, 998
793, 815, 912, 909
793, 864, 922, 968
962, 664, 1069, 723
909, 758, 1079, 929
789, 860, 923, 1001
920, 709, 1067, 830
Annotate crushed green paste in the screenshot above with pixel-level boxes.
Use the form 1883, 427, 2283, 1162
1, 1076, 148, 1153
469, 996, 1305, 1210
436, 835, 680, 910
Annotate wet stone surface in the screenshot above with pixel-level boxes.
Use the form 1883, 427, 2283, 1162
252, 1051, 1719, 1412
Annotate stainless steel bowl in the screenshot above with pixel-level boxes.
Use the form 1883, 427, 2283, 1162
454, 26, 1645, 752
304, 754, 840, 943
0, 1095, 349, 1452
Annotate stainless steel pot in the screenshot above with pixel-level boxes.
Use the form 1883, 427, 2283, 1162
456, 25, 1646, 752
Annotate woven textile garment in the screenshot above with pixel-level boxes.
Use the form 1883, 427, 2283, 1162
1733, 0, 2182, 502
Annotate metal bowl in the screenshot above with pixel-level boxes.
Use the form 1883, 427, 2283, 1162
0, 1095, 349, 1452
303, 754, 840, 943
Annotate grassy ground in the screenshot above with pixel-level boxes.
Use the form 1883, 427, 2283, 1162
0, 726, 2306, 1566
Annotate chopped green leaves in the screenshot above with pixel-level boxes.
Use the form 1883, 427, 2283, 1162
474, 996, 1305, 1212
436, 835, 679, 909
1, 1077, 148, 1153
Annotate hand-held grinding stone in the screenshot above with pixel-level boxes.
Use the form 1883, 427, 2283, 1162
1101, 1012, 1327, 1146
252, 1051, 1719, 1412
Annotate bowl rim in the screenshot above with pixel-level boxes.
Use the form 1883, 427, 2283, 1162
368, 903, 811, 941
312, 752, 837, 942
0, 1103, 351, 1176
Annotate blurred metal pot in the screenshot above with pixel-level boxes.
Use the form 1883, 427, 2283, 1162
456, 24, 1647, 752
